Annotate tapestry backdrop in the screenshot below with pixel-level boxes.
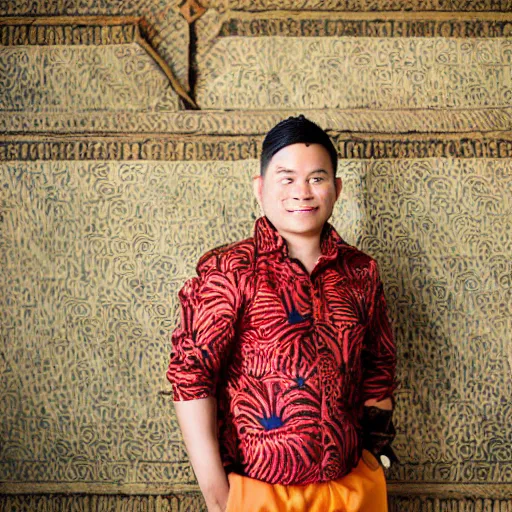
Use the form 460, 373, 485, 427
1, 2, 511, 511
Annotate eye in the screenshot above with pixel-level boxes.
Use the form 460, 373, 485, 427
310, 176, 324, 184
281, 177, 293, 184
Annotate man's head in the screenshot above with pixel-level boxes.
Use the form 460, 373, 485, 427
260, 115, 338, 177
254, 115, 342, 243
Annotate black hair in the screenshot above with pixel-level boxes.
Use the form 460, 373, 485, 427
260, 115, 338, 176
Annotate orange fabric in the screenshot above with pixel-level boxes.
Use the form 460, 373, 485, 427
225, 451, 388, 512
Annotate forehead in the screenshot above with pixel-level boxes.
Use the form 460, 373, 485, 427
266, 143, 334, 175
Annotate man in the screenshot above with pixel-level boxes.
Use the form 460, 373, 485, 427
167, 115, 397, 512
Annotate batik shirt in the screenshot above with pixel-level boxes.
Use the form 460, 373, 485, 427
167, 216, 396, 485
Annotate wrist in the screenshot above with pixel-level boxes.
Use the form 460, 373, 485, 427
361, 405, 398, 466
203, 483, 229, 512
207, 505, 226, 512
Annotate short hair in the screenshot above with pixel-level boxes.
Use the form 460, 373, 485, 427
260, 115, 338, 176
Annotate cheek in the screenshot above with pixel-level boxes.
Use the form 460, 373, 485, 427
317, 188, 337, 203
263, 188, 285, 206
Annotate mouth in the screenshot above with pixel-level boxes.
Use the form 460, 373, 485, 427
286, 206, 319, 213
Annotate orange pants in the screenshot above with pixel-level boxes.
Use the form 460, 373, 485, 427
225, 451, 388, 512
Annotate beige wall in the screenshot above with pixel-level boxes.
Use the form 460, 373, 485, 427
1, 2, 511, 511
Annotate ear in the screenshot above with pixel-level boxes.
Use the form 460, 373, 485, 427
253, 175, 264, 208
335, 177, 342, 200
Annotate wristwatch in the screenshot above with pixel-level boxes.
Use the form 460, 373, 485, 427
361, 405, 399, 469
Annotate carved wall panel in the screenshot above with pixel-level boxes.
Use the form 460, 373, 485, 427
0, 2, 190, 88
196, 14, 512, 110
0, 44, 182, 113
1, 159, 511, 499
1, 2, 512, 510
0, 161, 256, 490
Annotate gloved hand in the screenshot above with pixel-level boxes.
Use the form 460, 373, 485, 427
361, 405, 399, 469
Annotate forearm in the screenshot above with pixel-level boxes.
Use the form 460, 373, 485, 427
174, 397, 229, 512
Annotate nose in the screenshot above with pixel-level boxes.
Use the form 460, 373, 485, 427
292, 180, 313, 201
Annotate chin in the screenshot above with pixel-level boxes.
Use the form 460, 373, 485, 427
279, 219, 327, 236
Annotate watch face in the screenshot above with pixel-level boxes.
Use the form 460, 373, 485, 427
380, 455, 391, 469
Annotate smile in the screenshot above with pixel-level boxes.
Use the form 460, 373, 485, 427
286, 207, 319, 213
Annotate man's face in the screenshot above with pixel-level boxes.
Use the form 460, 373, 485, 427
253, 142, 342, 241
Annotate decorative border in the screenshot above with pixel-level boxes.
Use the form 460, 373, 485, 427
0, 495, 509, 512
2, 109, 512, 135
220, 19, 512, 38
205, 0, 512, 12
2, 135, 512, 160
0, 137, 259, 161
0, 20, 137, 45
0, 496, 510, 512
217, 11, 512, 38
3, 0, 512, 15
0, 493, 204, 512
334, 135, 512, 159
1, 483, 512, 500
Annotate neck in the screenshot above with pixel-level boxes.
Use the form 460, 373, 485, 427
282, 232, 322, 274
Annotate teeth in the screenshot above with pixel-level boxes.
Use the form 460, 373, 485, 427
286, 207, 317, 212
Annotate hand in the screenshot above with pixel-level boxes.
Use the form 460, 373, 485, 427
206, 498, 229, 512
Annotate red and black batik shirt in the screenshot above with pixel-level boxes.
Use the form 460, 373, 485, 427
167, 216, 397, 485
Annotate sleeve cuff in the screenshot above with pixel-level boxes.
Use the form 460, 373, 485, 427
171, 385, 215, 402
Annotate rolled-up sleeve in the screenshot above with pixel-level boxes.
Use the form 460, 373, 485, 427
361, 261, 397, 403
166, 260, 241, 401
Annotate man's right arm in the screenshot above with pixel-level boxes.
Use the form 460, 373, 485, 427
174, 397, 229, 512
167, 262, 242, 511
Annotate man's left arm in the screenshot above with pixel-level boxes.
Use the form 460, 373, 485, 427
361, 260, 398, 466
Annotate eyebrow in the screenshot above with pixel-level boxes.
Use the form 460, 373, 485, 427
275, 167, 329, 175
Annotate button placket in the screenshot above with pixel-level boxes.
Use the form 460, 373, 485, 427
312, 284, 323, 320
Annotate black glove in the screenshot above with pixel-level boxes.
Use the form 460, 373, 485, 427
361, 405, 399, 468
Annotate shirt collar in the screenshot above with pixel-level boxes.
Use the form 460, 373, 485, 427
254, 216, 345, 260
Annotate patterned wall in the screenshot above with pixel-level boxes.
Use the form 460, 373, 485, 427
196, 36, 512, 110
0, 45, 181, 113
195, 9, 512, 111
1, 1, 512, 510
1, 158, 511, 507
0, 1, 190, 89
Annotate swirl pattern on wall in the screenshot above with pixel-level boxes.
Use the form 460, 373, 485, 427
0, 159, 510, 486
196, 37, 512, 110
0, 44, 181, 113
